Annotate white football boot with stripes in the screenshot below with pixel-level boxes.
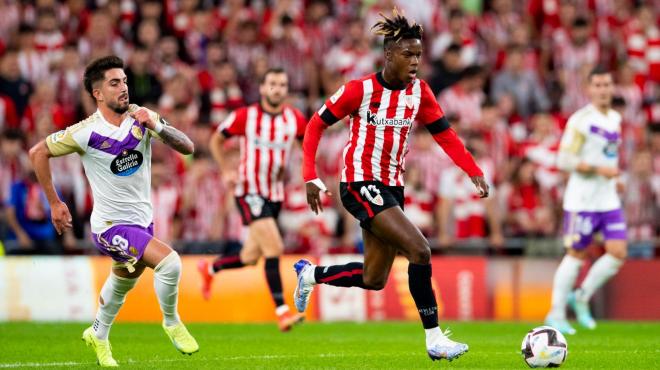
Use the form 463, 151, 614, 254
293, 259, 316, 313
426, 329, 469, 362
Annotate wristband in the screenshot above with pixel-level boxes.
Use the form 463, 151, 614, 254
153, 120, 164, 134
307, 178, 327, 192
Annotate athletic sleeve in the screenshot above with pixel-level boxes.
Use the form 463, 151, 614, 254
416, 80, 450, 134
46, 124, 86, 156
217, 108, 248, 137
559, 114, 587, 155
317, 80, 363, 125
556, 113, 588, 171
302, 113, 329, 181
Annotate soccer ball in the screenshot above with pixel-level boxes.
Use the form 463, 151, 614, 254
521, 326, 568, 368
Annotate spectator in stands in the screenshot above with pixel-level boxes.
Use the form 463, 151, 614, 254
16, 24, 49, 85
404, 164, 438, 238
491, 45, 550, 119
0, 92, 19, 130
438, 65, 485, 130
323, 18, 378, 81
4, 166, 62, 255
200, 60, 244, 124
0, 50, 33, 119
437, 135, 504, 249
622, 149, 658, 259
430, 8, 478, 66
126, 46, 162, 106
503, 159, 556, 237
554, 17, 599, 114
428, 43, 463, 95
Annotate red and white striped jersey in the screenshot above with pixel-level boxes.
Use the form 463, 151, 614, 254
218, 103, 306, 201
318, 72, 446, 186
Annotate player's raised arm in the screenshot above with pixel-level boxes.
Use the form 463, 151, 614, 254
417, 81, 488, 198
28, 127, 83, 234
129, 105, 194, 155
303, 81, 362, 213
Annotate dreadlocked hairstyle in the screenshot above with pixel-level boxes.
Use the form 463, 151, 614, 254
371, 8, 423, 47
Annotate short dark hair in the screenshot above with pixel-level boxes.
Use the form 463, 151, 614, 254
1, 128, 26, 143
446, 43, 462, 54
612, 96, 626, 107
588, 65, 611, 81
260, 67, 287, 84
573, 17, 589, 28
83, 55, 124, 98
372, 8, 423, 47
461, 64, 483, 79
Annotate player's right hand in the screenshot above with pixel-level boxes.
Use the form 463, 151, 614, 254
305, 179, 332, 215
597, 166, 619, 179
50, 201, 73, 235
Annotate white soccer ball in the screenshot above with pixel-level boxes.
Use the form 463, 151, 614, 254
521, 326, 568, 368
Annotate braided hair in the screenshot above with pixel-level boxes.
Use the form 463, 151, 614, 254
371, 8, 423, 47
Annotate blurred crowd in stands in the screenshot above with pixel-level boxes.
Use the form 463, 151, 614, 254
0, 0, 658, 257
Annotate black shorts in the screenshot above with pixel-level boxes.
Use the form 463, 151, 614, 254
340, 181, 404, 230
235, 195, 282, 226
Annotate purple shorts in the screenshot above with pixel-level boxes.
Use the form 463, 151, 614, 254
562, 209, 627, 249
92, 223, 154, 263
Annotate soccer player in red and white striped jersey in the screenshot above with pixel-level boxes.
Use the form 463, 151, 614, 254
293, 10, 489, 363
199, 68, 305, 332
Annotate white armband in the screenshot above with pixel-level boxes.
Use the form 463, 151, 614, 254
306, 178, 327, 192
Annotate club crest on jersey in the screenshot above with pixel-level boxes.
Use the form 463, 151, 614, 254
131, 125, 143, 140
330, 85, 345, 104
245, 195, 265, 216
360, 185, 384, 206
111, 149, 143, 176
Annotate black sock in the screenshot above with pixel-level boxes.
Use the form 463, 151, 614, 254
408, 263, 439, 329
314, 263, 366, 288
212, 252, 245, 272
264, 257, 285, 308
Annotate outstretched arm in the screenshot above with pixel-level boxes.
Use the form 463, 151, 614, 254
129, 106, 194, 155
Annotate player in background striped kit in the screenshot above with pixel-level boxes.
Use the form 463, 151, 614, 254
199, 68, 306, 332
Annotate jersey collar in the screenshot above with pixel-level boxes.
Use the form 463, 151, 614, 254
376, 71, 409, 91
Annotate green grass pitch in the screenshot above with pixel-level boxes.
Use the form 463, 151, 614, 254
0, 322, 658, 369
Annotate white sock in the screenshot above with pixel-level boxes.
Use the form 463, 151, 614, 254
425, 326, 443, 348
93, 272, 138, 340
547, 254, 584, 320
275, 304, 289, 316
578, 253, 623, 302
208, 263, 215, 276
154, 252, 182, 326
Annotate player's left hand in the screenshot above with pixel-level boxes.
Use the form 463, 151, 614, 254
471, 176, 489, 198
306, 179, 332, 215
129, 106, 157, 131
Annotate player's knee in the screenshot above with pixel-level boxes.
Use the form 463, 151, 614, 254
362, 275, 387, 290
408, 241, 431, 265
154, 252, 182, 285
